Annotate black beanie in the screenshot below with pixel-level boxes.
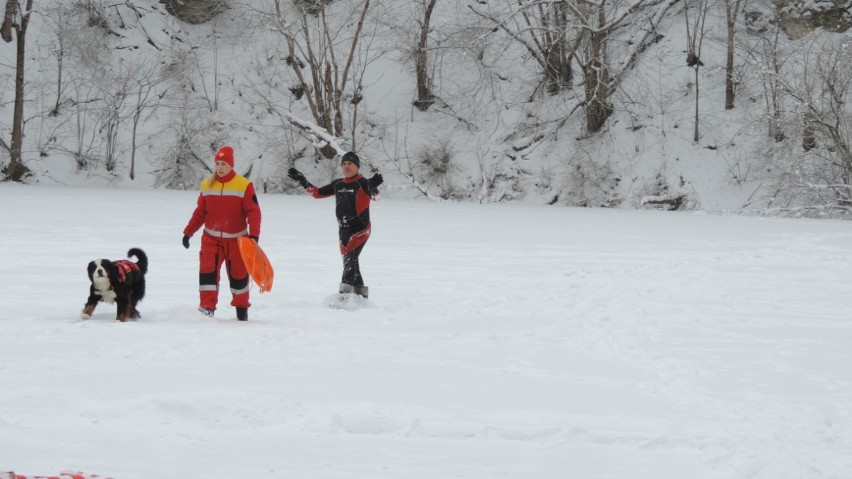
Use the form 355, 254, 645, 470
341, 151, 360, 168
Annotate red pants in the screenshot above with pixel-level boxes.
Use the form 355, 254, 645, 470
199, 234, 250, 310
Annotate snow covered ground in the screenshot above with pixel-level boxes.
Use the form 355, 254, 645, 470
1, 184, 851, 478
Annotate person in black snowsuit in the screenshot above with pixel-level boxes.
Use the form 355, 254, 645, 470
288, 151, 383, 298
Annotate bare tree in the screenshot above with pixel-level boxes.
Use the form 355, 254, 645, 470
153, 98, 217, 189
1, 0, 34, 181
273, 0, 372, 158
43, 3, 69, 116
129, 67, 169, 180
98, 76, 131, 173
570, 0, 613, 133
470, 0, 574, 97
684, 0, 712, 142
92, 57, 169, 178
413, 0, 438, 111
776, 40, 852, 213
799, 45, 852, 169
755, 26, 787, 142
565, 0, 654, 134
723, 0, 746, 109
68, 80, 105, 171
472, 0, 655, 133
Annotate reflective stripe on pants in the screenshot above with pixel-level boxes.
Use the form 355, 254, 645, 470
199, 233, 250, 310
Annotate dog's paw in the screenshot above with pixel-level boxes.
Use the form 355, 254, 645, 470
81, 305, 96, 319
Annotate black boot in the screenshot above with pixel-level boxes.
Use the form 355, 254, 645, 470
354, 285, 369, 298
236, 307, 248, 321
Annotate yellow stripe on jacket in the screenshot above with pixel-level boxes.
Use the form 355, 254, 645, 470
183, 172, 261, 239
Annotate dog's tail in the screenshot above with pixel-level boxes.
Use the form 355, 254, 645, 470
127, 248, 148, 274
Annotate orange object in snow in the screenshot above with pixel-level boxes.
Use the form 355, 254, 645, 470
238, 236, 275, 293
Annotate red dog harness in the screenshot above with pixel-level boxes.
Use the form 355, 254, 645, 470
113, 260, 140, 283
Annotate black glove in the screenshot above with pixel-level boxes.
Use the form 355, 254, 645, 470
249, 235, 259, 244
288, 168, 310, 188
369, 173, 383, 190
182, 235, 190, 249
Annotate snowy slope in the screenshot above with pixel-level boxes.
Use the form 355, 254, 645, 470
3, 1, 849, 214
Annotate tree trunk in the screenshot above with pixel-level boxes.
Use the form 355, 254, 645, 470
583, 27, 611, 134
724, 0, 743, 110
684, 0, 709, 142
3, 0, 34, 182
544, 40, 573, 94
693, 66, 700, 142
724, 20, 735, 109
802, 112, 816, 151
131, 110, 140, 181
584, 56, 611, 133
414, 0, 437, 111
543, 2, 572, 95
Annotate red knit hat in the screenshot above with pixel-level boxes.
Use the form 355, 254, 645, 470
215, 146, 234, 167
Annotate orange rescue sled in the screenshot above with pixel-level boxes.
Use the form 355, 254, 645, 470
238, 236, 275, 293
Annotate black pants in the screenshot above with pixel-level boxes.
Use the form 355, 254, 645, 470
339, 226, 370, 286
342, 242, 366, 286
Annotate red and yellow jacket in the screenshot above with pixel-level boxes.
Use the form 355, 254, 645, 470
183, 170, 261, 239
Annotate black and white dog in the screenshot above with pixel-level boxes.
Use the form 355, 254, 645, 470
81, 248, 148, 322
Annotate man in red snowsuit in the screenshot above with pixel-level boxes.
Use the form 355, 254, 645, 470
182, 146, 261, 321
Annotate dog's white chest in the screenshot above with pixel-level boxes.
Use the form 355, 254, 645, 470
99, 290, 117, 303
93, 277, 117, 303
